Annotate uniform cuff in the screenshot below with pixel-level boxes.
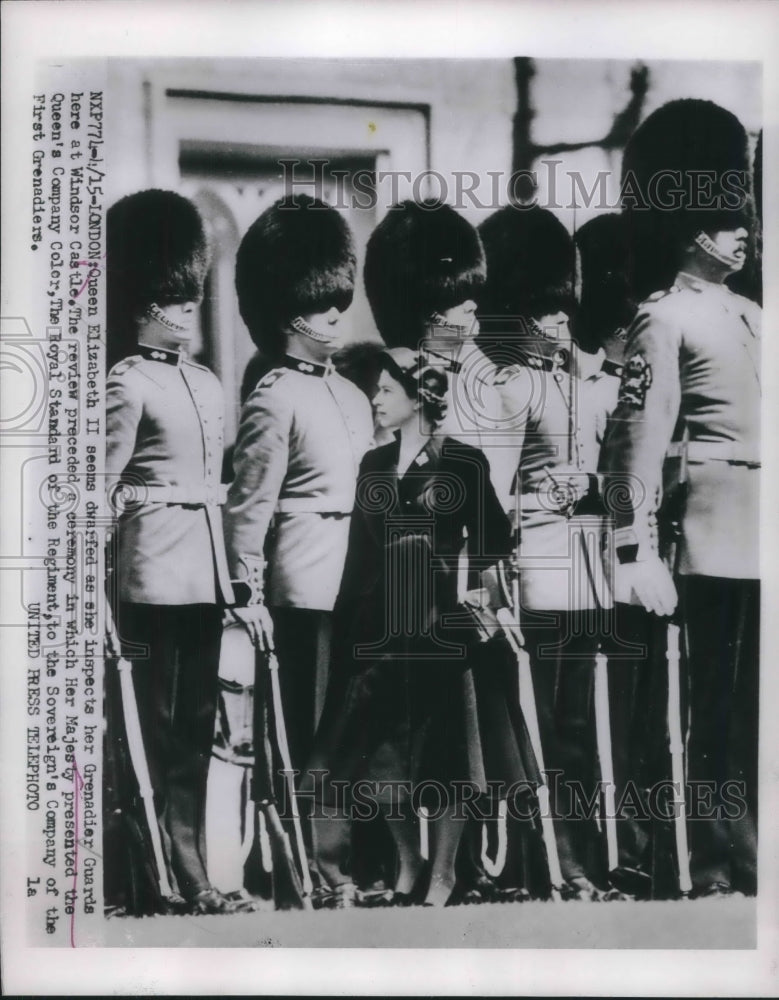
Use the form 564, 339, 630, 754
230, 555, 265, 606
614, 527, 640, 564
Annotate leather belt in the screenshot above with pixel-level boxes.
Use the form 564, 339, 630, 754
120, 484, 227, 506
518, 492, 597, 515
275, 496, 353, 516
666, 440, 760, 468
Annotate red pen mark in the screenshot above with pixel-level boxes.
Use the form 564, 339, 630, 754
72, 256, 105, 300
70, 763, 85, 948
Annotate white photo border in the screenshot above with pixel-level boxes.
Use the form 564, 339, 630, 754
1, 0, 777, 995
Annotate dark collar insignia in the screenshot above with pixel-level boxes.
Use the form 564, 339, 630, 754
284, 354, 331, 377
525, 349, 570, 373
139, 343, 182, 366
601, 358, 624, 378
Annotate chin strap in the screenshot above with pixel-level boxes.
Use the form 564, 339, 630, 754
429, 312, 474, 339
289, 315, 333, 343
693, 231, 743, 271
147, 302, 189, 333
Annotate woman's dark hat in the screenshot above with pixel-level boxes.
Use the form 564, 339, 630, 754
380, 347, 448, 410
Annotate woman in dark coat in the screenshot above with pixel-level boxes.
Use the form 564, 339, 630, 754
306, 349, 540, 906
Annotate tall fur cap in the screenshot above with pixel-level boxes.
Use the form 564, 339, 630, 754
478, 204, 575, 320
364, 199, 486, 348
235, 194, 356, 353
106, 189, 210, 314
621, 99, 751, 235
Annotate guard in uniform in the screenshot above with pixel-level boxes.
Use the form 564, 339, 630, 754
105, 190, 238, 915
575, 213, 654, 898
602, 100, 760, 898
480, 204, 624, 898
224, 195, 374, 839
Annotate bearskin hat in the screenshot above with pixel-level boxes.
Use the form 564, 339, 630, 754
477, 205, 575, 323
621, 98, 751, 233
621, 99, 752, 296
106, 189, 210, 366
574, 213, 638, 354
364, 200, 486, 349
235, 194, 356, 358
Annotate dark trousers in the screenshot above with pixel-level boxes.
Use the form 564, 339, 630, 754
267, 607, 332, 882
269, 607, 332, 780
116, 602, 222, 899
679, 576, 759, 895
524, 612, 599, 882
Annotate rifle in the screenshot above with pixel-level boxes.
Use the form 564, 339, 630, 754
495, 560, 566, 900
574, 516, 620, 877
245, 619, 313, 910
593, 649, 619, 874
456, 532, 510, 879
104, 600, 174, 902
659, 428, 692, 897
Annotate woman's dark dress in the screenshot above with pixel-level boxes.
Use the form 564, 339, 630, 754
306, 435, 540, 808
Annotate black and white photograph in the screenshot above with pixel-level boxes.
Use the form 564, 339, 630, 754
1, 1, 777, 995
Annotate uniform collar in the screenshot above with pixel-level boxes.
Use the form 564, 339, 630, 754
138, 343, 183, 366
676, 270, 730, 295
283, 354, 332, 377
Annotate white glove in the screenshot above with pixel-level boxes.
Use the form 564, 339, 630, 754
230, 603, 275, 652
614, 555, 678, 617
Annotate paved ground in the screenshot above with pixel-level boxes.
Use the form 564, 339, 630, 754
98, 896, 756, 950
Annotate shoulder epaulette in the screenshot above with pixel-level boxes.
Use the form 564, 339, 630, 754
526, 349, 571, 373
494, 351, 567, 382
108, 355, 143, 378
255, 367, 287, 391
493, 366, 516, 386
643, 286, 678, 305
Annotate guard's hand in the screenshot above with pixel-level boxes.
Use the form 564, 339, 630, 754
230, 603, 275, 653
615, 556, 678, 617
